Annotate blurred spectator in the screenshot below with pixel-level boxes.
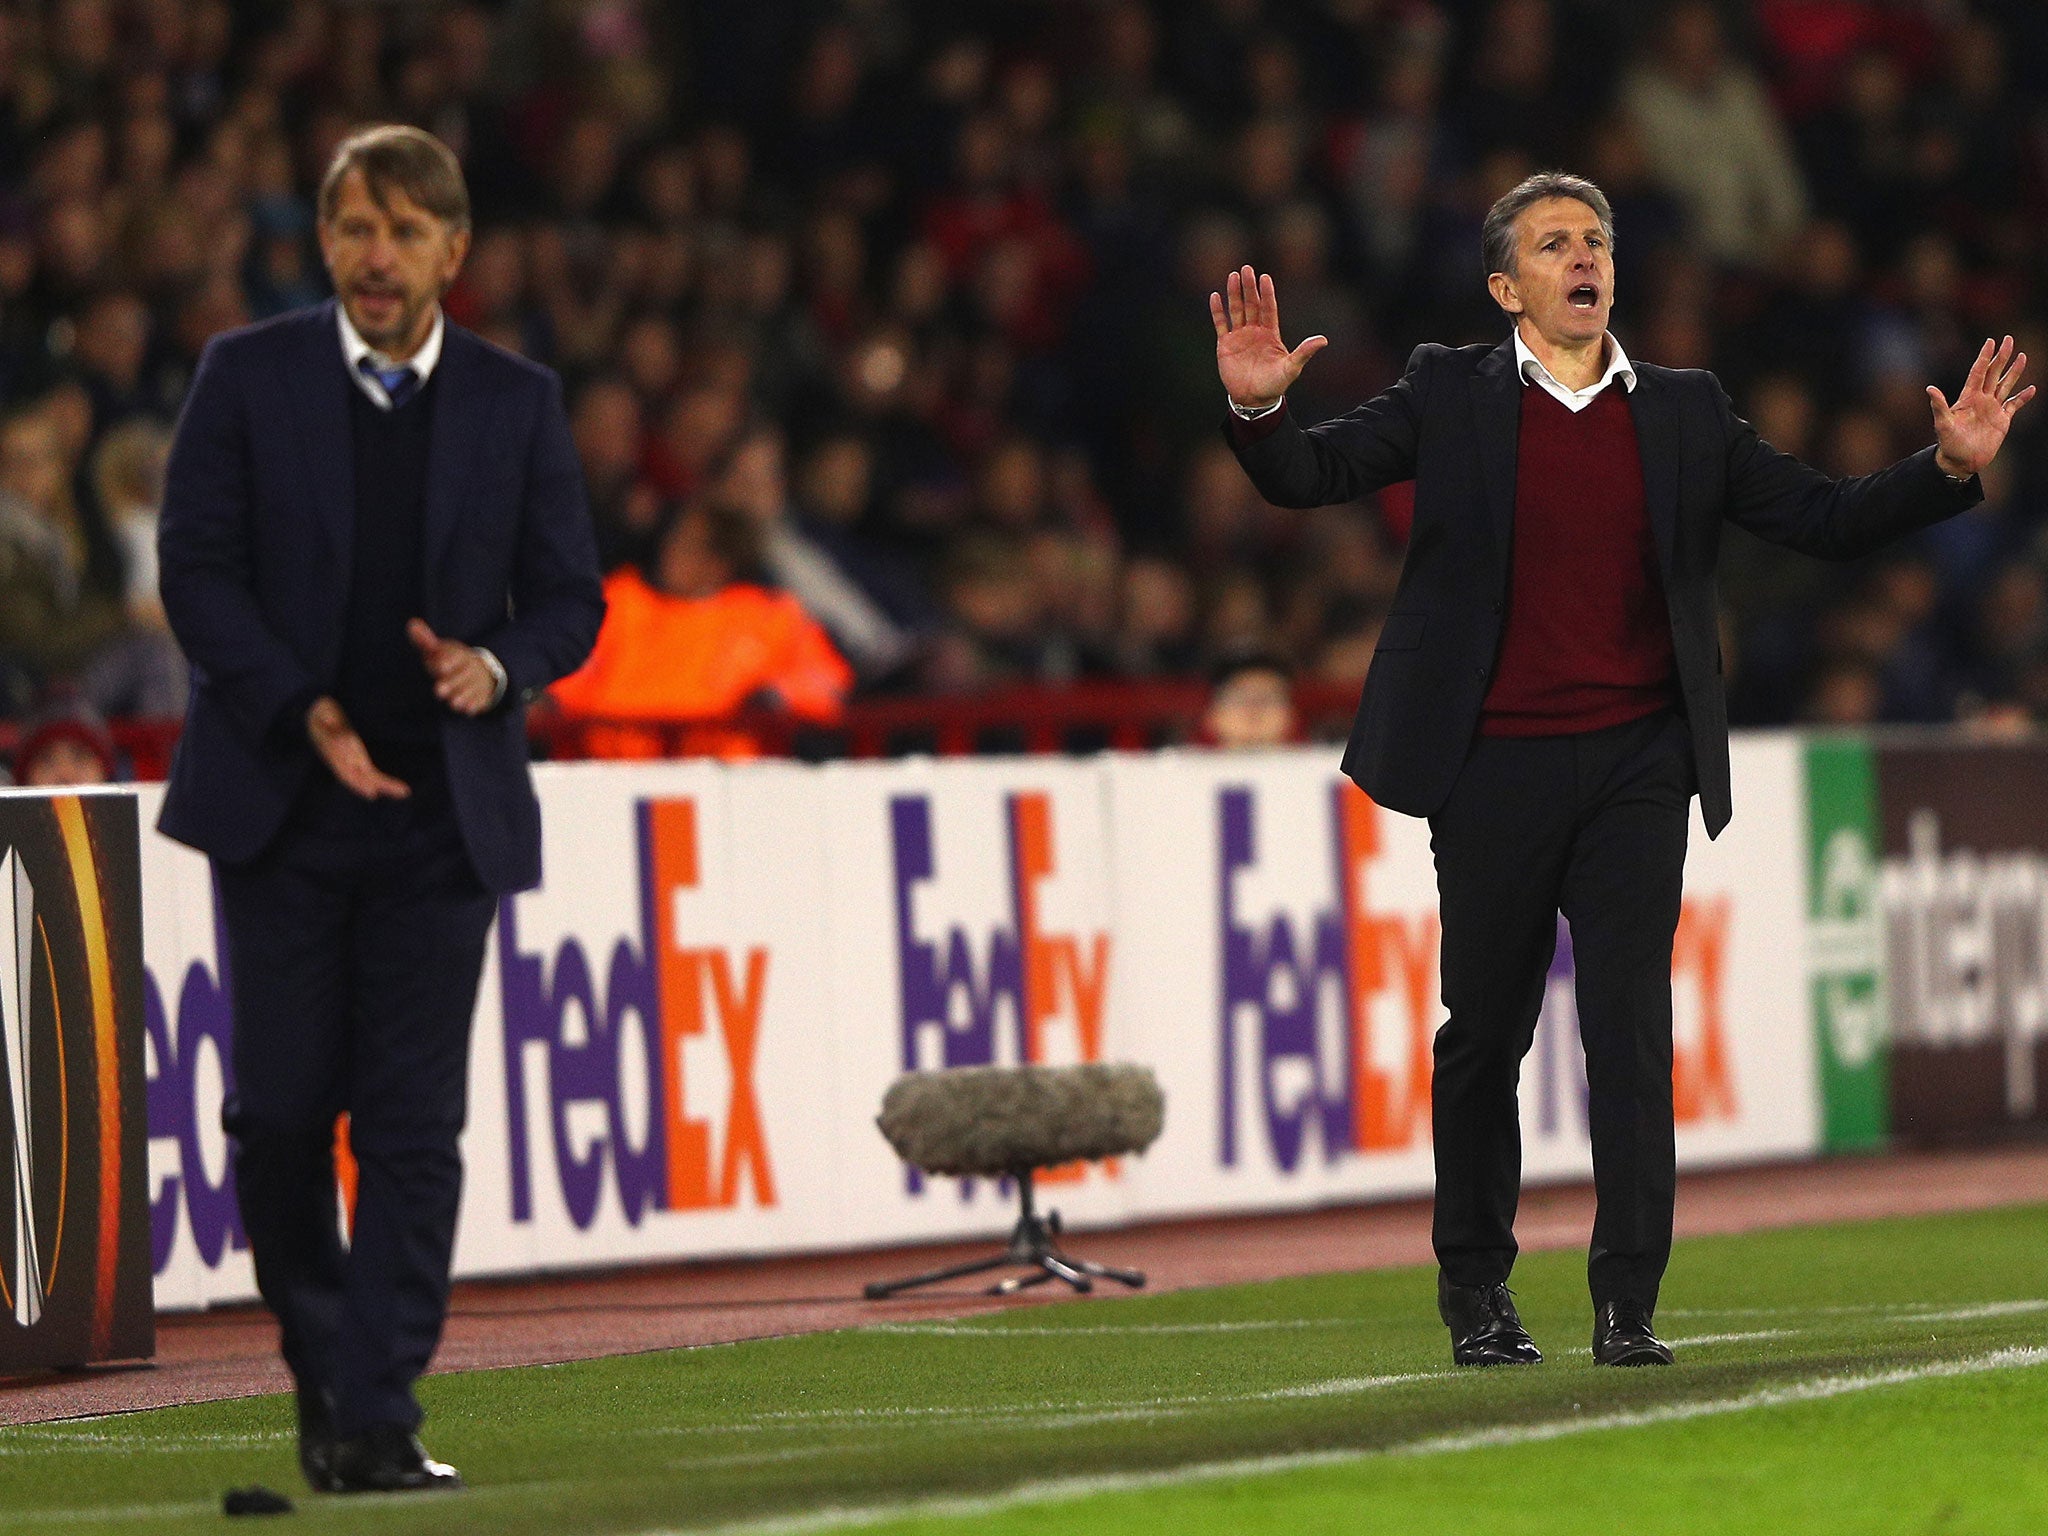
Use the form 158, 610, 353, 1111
570, 373, 663, 571
712, 425, 920, 683
89, 416, 169, 629
12, 698, 116, 785
1113, 554, 1199, 676
1620, 0, 1807, 268
0, 401, 181, 715
1204, 649, 1296, 749
550, 500, 852, 757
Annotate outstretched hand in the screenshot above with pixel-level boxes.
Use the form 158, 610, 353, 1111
1210, 266, 1327, 412
1929, 335, 2035, 480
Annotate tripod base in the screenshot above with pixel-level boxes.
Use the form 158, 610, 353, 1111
863, 1170, 1146, 1299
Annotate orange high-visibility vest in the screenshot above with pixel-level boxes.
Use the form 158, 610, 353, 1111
551, 569, 853, 757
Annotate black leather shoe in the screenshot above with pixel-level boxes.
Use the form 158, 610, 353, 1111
1592, 1300, 1673, 1366
1439, 1276, 1542, 1367
325, 1423, 464, 1493
295, 1385, 340, 1493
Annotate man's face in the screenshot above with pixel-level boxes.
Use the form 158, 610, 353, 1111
1206, 667, 1296, 749
317, 168, 469, 356
655, 510, 732, 600
1489, 196, 1613, 348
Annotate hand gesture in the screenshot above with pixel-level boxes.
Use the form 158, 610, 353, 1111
1210, 265, 1327, 412
1929, 335, 2035, 480
306, 696, 409, 800
408, 619, 498, 715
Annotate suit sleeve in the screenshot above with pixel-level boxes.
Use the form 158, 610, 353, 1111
1717, 379, 1980, 559
1221, 346, 1430, 509
475, 371, 607, 702
156, 339, 321, 745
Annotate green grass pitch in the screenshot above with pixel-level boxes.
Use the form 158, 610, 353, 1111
5, 1204, 2047, 1534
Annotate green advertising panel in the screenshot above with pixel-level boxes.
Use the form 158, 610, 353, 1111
1804, 736, 1889, 1152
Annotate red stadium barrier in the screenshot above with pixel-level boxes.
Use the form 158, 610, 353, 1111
530, 681, 1363, 761
0, 683, 1366, 781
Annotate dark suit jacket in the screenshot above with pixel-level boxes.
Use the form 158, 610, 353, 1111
1228, 335, 1980, 837
157, 301, 605, 893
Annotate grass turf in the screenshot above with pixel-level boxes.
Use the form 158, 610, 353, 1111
3, 1204, 2046, 1535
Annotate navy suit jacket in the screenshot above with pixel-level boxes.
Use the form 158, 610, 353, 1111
1228, 335, 1980, 838
157, 301, 605, 893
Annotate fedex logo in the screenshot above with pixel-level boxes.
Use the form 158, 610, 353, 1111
1219, 783, 1437, 1172
890, 791, 1112, 1189
500, 797, 775, 1231
1220, 779, 1736, 1175
141, 881, 246, 1276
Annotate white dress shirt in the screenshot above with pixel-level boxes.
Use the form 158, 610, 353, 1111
337, 303, 446, 409
1514, 327, 1636, 412
334, 301, 506, 707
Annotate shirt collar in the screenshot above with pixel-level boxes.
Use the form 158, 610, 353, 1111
336, 301, 445, 406
1513, 327, 1636, 398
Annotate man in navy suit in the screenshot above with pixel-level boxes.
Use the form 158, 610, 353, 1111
157, 125, 604, 1493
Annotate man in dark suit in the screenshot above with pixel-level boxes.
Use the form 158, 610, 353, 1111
1215, 172, 2031, 1368
158, 126, 604, 1489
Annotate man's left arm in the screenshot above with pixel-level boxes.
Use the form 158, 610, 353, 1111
473, 372, 606, 704
1721, 336, 2032, 560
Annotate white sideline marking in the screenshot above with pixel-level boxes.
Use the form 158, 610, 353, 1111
680, 1346, 2048, 1536
0, 1428, 286, 1455
1896, 1300, 2048, 1323
1393, 1346, 2048, 1456
643, 1370, 1447, 1436
1657, 1328, 1797, 1347
870, 1318, 1359, 1338
6, 1501, 218, 1524
1664, 1297, 2048, 1320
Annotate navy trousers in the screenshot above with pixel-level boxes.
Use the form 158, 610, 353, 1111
217, 761, 495, 1435
1426, 709, 1693, 1311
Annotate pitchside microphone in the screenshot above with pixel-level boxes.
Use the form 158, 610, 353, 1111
866, 1062, 1165, 1299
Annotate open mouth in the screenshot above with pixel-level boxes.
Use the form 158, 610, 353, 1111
1568, 284, 1600, 311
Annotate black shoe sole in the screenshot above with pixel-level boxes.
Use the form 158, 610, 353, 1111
1452, 1341, 1543, 1367
329, 1475, 465, 1494
1593, 1344, 1674, 1367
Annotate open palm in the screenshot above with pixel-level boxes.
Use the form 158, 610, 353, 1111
1211, 266, 1327, 410
1929, 335, 2035, 479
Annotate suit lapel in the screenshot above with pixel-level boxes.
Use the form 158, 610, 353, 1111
1469, 336, 1521, 579
1624, 366, 1680, 581
421, 325, 494, 606
280, 302, 356, 626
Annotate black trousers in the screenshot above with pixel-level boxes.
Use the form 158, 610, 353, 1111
1427, 709, 1692, 1310
217, 763, 495, 1436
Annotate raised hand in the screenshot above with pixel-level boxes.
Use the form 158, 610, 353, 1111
1929, 335, 2035, 480
1210, 265, 1327, 412
306, 696, 409, 800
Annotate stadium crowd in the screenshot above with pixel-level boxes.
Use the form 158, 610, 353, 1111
1, 0, 2047, 768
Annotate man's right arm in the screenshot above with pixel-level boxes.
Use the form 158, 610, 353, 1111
1211, 264, 1427, 510
157, 339, 320, 746
1221, 353, 1429, 510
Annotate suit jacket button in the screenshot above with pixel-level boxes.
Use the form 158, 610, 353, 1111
1475, 665, 1487, 679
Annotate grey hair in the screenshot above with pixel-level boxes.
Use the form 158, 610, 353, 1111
1481, 171, 1615, 278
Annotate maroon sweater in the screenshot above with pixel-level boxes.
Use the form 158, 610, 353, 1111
1479, 382, 1676, 736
